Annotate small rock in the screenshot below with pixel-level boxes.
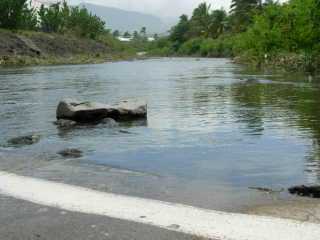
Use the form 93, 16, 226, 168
99, 118, 119, 127
54, 119, 77, 128
8, 134, 40, 147
58, 148, 83, 158
288, 185, 320, 198
119, 130, 132, 134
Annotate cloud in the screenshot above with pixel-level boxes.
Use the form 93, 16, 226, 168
70, 0, 231, 18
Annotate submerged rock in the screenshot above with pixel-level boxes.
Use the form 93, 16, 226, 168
56, 99, 147, 123
99, 118, 119, 127
55, 117, 119, 129
249, 187, 284, 193
8, 134, 40, 147
58, 148, 83, 158
54, 119, 78, 129
288, 185, 320, 198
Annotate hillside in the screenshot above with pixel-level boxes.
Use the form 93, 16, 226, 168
82, 3, 169, 34
0, 30, 125, 66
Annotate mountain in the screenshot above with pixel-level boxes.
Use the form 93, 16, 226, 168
81, 3, 169, 34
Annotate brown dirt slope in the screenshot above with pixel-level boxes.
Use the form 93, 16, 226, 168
0, 30, 111, 65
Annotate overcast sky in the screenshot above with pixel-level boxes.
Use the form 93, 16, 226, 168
69, 0, 232, 18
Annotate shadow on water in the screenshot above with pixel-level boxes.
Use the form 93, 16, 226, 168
231, 68, 320, 183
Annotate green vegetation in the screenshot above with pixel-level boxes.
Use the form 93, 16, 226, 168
0, 0, 106, 39
0, 0, 37, 30
2, 0, 319, 72
150, 0, 320, 72
0, 0, 137, 66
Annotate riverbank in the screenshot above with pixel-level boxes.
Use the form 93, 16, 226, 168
246, 198, 320, 224
2, 29, 317, 74
149, 41, 320, 74
232, 52, 320, 74
0, 30, 134, 67
0, 151, 319, 240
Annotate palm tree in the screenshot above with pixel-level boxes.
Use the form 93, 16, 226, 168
230, 0, 260, 32
209, 9, 227, 38
190, 2, 212, 37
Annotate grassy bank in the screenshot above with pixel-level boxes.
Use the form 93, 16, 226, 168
148, 0, 320, 74
0, 29, 136, 67
148, 35, 320, 74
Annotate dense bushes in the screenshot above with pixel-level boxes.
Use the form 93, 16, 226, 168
234, 0, 320, 55
64, 5, 105, 39
199, 37, 234, 57
38, 1, 106, 39
232, 0, 320, 71
151, 0, 320, 72
0, 0, 37, 30
0, 0, 105, 39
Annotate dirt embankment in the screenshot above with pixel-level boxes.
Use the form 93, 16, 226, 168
0, 30, 114, 66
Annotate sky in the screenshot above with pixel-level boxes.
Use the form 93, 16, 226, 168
69, 0, 232, 18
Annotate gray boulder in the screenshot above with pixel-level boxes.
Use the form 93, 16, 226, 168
56, 99, 147, 123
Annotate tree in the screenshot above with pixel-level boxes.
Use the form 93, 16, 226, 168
189, 2, 212, 37
170, 14, 190, 49
113, 30, 120, 37
311, 0, 320, 44
123, 31, 131, 38
209, 9, 227, 38
0, 0, 36, 30
133, 30, 139, 40
39, 2, 64, 33
19, 1, 38, 30
67, 6, 105, 39
60, 0, 70, 31
140, 27, 147, 36
153, 33, 159, 40
230, 0, 261, 32
38, 1, 105, 39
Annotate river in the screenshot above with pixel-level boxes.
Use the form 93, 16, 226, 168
1, 58, 320, 211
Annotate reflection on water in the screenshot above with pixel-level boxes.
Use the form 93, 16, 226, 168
1, 58, 320, 191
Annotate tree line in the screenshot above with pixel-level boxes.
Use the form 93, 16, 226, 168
113, 27, 148, 39
0, 0, 106, 39
151, 0, 320, 71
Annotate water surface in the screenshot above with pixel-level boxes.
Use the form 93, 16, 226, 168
1, 58, 320, 209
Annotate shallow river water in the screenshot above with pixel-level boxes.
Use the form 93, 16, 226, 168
1, 58, 320, 210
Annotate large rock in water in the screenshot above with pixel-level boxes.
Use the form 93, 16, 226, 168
56, 99, 147, 123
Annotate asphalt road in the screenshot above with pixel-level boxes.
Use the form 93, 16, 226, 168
0, 152, 208, 240
0, 196, 203, 240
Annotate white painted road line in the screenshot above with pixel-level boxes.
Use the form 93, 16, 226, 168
0, 171, 319, 240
